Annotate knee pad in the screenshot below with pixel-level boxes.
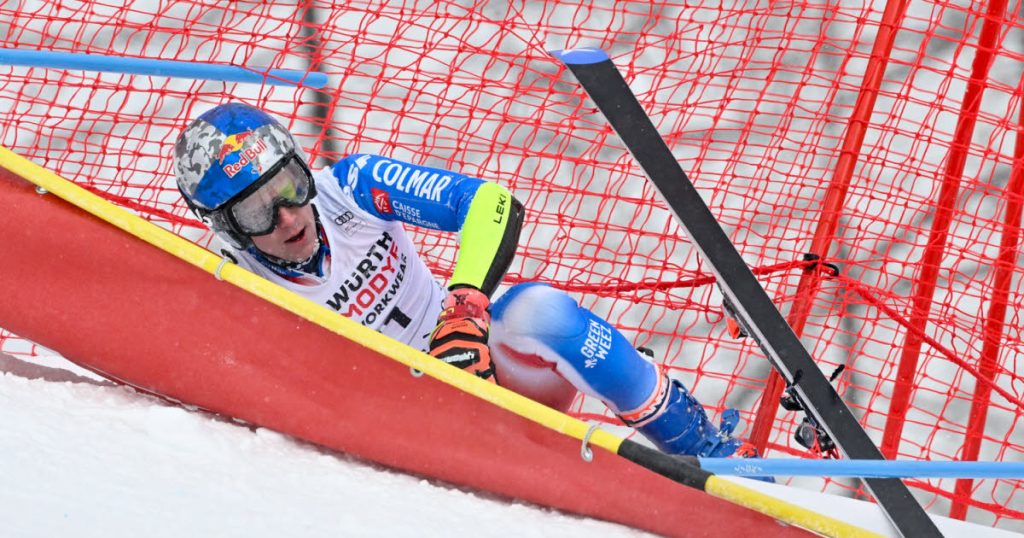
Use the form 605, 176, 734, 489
490, 283, 658, 413
490, 282, 588, 341
488, 283, 582, 411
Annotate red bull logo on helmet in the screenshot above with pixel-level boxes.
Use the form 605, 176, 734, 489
218, 131, 268, 178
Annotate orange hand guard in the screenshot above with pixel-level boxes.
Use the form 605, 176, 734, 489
428, 287, 497, 382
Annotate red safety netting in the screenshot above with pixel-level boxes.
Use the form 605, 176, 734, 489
1, 0, 1021, 530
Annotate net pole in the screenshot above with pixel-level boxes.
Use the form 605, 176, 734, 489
949, 56, 1024, 520
879, 0, 1008, 465
747, 0, 912, 453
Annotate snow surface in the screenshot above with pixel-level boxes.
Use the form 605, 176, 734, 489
2, 353, 1020, 538
0, 355, 649, 538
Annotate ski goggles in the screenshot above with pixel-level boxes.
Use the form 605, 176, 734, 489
222, 155, 315, 237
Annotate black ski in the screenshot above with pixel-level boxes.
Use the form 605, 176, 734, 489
550, 48, 941, 538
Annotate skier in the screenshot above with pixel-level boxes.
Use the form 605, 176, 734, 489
173, 101, 745, 458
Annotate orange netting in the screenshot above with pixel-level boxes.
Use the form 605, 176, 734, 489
1, 0, 1021, 530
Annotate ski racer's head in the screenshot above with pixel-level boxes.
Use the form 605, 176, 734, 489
174, 102, 320, 262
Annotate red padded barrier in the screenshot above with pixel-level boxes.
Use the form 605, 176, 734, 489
0, 168, 809, 536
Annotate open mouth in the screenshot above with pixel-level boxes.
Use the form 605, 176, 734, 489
284, 227, 306, 244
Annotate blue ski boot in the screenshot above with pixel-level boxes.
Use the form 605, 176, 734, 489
622, 376, 741, 458
624, 378, 776, 482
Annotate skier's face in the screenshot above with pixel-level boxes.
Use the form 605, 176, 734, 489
249, 203, 318, 262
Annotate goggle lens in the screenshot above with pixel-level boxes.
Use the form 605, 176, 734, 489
230, 158, 312, 236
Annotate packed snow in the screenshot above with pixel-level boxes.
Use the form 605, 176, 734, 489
0, 353, 648, 538
3, 353, 1021, 537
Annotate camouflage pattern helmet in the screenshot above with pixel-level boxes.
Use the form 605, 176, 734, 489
173, 102, 311, 247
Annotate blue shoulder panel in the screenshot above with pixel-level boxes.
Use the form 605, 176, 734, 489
330, 154, 483, 231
